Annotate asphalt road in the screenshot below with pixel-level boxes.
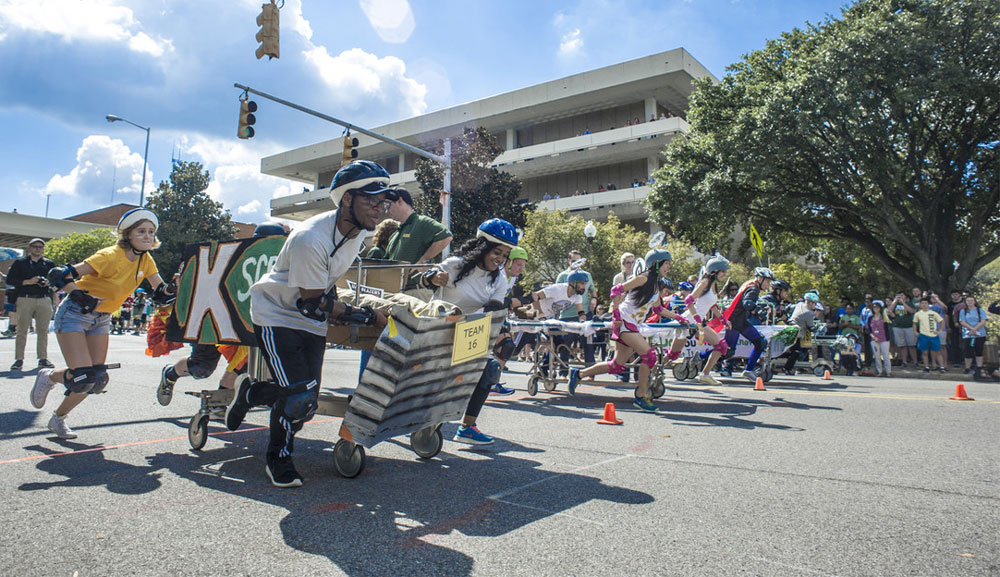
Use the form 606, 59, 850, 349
1, 333, 997, 577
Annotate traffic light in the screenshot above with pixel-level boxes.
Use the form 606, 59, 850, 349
255, 1, 280, 60
238, 99, 257, 139
342, 134, 359, 166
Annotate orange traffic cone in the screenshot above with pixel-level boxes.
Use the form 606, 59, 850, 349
949, 384, 974, 401
754, 377, 766, 391
823, 369, 832, 380
597, 402, 623, 425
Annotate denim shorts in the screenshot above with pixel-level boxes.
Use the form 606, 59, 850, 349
53, 298, 111, 335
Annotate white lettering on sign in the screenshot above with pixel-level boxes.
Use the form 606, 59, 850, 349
346, 281, 385, 298
237, 253, 278, 302
183, 243, 240, 341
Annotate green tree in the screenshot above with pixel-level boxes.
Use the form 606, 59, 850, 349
44, 228, 117, 267
144, 161, 239, 278
413, 127, 534, 245
647, 0, 999, 294
519, 210, 649, 305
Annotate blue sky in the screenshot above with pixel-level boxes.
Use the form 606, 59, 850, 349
0, 0, 848, 224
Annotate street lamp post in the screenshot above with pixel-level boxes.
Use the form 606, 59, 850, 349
584, 220, 598, 247
106, 114, 150, 206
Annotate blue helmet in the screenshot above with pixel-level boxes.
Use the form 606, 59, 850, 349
253, 223, 287, 237
476, 218, 518, 249
644, 249, 672, 272
657, 277, 674, 290
567, 270, 589, 284
678, 281, 694, 292
329, 160, 392, 206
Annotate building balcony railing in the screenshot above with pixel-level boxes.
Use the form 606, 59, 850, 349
492, 117, 687, 168
534, 185, 650, 212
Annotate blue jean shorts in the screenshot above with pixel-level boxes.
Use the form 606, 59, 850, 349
53, 298, 111, 336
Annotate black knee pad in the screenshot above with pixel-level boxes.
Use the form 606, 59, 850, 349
89, 364, 110, 394
187, 362, 215, 380
751, 336, 766, 353
493, 336, 516, 362
64, 366, 99, 394
275, 381, 320, 425
477, 359, 501, 393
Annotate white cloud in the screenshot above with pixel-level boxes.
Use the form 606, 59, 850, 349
359, 0, 415, 43
237, 199, 262, 215
559, 28, 583, 58
180, 134, 291, 224
0, 0, 172, 56
303, 47, 427, 118
44, 135, 150, 203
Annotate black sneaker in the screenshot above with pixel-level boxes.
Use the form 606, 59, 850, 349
37, 359, 54, 369
266, 456, 303, 488
225, 377, 254, 431
10, 359, 23, 371
923, 366, 930, 373
157, 365, 176, 406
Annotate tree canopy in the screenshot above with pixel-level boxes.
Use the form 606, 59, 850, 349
144, 161, 239, 278
413, 127, 533, 245
43, 228, 117, 268
647, 0, 999, 293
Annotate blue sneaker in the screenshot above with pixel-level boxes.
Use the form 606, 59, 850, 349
454, 425, 494, 445
632, 396, 658, 413
568, 368, 580, 395
489, 384, 515, 396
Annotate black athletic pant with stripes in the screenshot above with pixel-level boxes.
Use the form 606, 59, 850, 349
252, 324, 327, 462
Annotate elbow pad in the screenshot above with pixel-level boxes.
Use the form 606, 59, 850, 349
296, 292, 336, 322
68, 289, 99, 314
483, 300, 506, 313
610, 284, 625, 299
684, 294, 696, 307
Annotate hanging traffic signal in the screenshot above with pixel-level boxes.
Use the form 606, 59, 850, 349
342, 134, 359, 166
255, 1, 280, 60
238, 99, 257, 139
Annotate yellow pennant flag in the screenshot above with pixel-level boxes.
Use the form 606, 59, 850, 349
748, 222, 764, 260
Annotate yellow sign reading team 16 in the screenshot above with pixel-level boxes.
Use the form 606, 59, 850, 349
451, 314, 491, 366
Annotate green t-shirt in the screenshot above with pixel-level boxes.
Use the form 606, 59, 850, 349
890, 300, 915, 328
366, 246, 387, 259
384, 213, 452, 264
384, 213, 452, 289
555, 268, 595, 318
839, 313, 861, 337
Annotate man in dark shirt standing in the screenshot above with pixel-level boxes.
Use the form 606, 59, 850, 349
8, 238, 55, 371
385, 189, 452, 298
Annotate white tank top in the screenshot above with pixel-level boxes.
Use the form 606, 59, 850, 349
682, 285, 717, 320
618, 291, 660, 326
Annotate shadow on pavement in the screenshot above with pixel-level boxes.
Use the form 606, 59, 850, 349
144, 435, 653, 577
18, 441, 162, 495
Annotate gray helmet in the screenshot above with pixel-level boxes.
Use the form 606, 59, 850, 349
705, 256, 730, 274
644, 249, 672, 272
753, 267, 775, 281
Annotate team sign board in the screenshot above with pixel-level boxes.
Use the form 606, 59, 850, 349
166, 237, 284, 345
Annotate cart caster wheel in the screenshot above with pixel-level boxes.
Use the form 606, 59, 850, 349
543, 378, 557, 392
813, 365, 827, 377
333, 439, 366, 478
650, 374, 665, 399
188, 413, 209, 450
671, 361, 687, 382
410, 425, 443, 460
527, 375, 539, 396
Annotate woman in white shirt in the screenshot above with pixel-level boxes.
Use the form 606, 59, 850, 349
422, 218, 518, 446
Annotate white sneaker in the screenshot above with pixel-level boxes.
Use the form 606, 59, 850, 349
696, 373, 721, 386
47, 413, 77, 439
741, 370, 757, 382
30, 369, 55, 409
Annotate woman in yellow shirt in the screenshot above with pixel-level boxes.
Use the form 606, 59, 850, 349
30, 208, 175, 438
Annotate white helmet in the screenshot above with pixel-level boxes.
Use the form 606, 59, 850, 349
117, 208, 158, 233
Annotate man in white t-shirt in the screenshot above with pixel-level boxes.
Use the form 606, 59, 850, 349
531, 277, 586, 321
225, 160, 392, 488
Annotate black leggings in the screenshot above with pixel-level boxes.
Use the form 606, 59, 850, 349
964, 337, 985, 358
